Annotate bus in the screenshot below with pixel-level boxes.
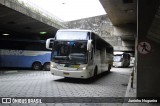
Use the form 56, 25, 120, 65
113, 52, 130, 67
46, 29, 113, 79
0, 39, 51, 70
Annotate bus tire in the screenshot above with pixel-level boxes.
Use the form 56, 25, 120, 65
127, 63, 130, 67
43, 62, 50, 71
108, 65, 111, 73
32, 62, 42, 70
93, 66, 98, 78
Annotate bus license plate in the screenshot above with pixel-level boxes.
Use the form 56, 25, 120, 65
73, 65, 79, 68
63, 72, 69, 75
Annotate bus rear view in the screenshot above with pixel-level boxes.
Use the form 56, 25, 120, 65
46, 29, 113, 79
113, 52, 130, 67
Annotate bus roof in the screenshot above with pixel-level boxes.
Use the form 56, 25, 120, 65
58, 29, 92, 32
57, 29, 113, 49
114, 52, 131, 55
114, 52, 124, 55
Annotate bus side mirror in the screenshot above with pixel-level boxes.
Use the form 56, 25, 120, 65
87, 40, 92, 52
46, 38, 55, 50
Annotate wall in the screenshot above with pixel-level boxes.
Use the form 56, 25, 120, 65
65, 15, 135, 52
137, 0, 160, 97
0, 0, 64, 29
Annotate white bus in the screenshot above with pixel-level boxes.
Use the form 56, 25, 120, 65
113, 52, 131, 67
46, 29, 113, 79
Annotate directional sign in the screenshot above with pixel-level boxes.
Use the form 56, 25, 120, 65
137, 42, 151, 54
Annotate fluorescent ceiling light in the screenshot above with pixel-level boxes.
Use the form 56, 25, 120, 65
40, 32, 47, 35
2, 33, 10, 36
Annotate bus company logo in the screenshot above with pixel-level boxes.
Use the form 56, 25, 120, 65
2, 98, 11, 103
0, 50, 24, 56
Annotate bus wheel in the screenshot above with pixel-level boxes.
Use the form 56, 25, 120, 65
32, 62, 42, 70
43, 62, 50, 71
126, 63, 130, 67
93, 66, 98, 78
108, 65, 111, 73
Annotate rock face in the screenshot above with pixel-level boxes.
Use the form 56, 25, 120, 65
64, 15, 135, 51
64, 15, 112, 38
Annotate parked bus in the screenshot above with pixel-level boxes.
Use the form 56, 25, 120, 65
46, 29, 113, 79
0, 39, 51, 70
113, 52, 130, 67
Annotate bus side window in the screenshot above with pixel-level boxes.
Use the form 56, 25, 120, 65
87, 32, 91, 40
91, 32, 96, 53
91, 48, 94, 60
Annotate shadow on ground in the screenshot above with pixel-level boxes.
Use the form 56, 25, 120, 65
53, 71, 112, 84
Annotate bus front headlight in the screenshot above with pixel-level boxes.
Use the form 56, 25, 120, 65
82, 67, 86, 70
77, 66, 86, 71
51, 63, 57, 68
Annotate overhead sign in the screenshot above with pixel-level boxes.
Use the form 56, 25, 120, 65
137, 41, 151, 54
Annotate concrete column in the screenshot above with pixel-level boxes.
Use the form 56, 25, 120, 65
137, 0, 160, 97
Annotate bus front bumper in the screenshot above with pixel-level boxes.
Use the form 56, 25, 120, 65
50, 68, 90, 79
113, 62, 122, 67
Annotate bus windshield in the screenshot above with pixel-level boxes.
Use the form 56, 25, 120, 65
56, 31, 89, 40
114, 55, 122, 62
51, 41, 87, 64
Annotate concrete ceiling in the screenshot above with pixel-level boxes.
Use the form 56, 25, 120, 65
0, 0, 137, 42
99, 0, 137, 26
0, 4, 58, 40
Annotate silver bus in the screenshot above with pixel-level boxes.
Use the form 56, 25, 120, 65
113, 52, 131, 67
46, 29, 113, 79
